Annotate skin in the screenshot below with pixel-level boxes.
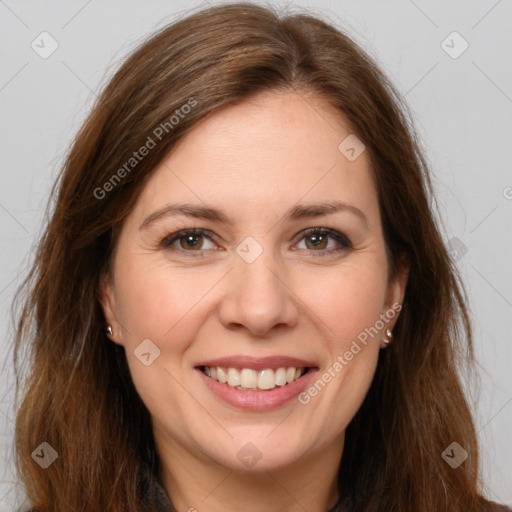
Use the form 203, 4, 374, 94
100, 90, 409, 512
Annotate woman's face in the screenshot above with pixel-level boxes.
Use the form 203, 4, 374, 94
100, 90, 407, 472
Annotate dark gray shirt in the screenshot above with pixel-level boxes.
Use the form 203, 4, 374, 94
152, 479, 512, 512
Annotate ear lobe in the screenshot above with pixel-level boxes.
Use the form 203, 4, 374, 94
98, 273, 123, 346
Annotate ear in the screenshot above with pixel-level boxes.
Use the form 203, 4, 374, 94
98, 272, 124, 346
383, 254, 409, 330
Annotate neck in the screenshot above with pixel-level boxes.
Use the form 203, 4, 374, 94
155, 430, 344, 512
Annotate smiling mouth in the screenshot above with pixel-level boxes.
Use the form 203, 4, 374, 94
199, 365, 311, 391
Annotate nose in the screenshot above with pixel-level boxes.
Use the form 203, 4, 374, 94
217, 252, 300, 337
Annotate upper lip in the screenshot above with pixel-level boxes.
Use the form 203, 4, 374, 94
195, 355, 318, 372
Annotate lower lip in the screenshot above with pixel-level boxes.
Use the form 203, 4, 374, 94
195, 368, 318, 411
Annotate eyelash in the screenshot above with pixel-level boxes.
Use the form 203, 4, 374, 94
160, 227, 353, 258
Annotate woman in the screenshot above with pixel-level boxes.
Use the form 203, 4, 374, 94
12, 3, 510, 511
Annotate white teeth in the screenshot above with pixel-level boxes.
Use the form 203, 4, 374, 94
274, 367, 287, 386
202, 366, 308, 391
217, 367, 227, 383
227, 368, 241, 387
240, 369, 258, 389
258, 369, 275, 390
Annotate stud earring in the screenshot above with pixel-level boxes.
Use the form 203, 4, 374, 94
380, 328, 393, 348
105, 325, 113, 336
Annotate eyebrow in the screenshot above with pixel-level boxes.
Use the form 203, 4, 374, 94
139, 200, 368, 230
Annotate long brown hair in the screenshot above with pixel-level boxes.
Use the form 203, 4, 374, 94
12, 3, 496, 511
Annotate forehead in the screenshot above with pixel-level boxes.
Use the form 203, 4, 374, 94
131, 90, 379, 229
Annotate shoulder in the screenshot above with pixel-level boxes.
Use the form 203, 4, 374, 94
22, 498, 512, 512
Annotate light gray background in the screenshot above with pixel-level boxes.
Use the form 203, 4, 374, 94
1, 0, 511, 510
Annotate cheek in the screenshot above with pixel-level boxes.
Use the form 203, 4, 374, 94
294, 267, 385, 428
112, 260, 212, 421
296, 260, 388, 340
114, 251, 388, 350
114, 256, 222, 348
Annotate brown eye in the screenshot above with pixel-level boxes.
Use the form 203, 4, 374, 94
161, 229, 216, 252
179, 233, 204, 250
295, 228, 352, 255
304, 232, 329, 250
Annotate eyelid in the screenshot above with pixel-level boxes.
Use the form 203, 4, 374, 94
294, 227, 353, 250
160, 227, 353, 256
160, 228, 217, 251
